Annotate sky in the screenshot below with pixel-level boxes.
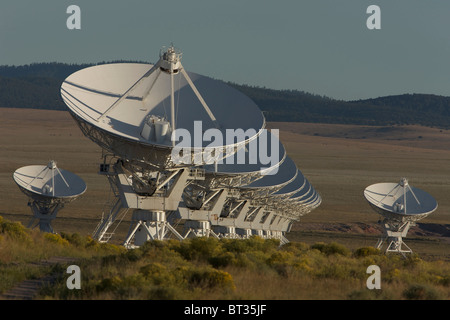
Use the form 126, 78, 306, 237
0, 0, 449, 100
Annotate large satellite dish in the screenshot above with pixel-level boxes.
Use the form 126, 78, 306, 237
201, 129, 286, 189
13, 160, 86, 233
61, 45, 321, 247
239, 156, 298, 200
364, 178, 438, 256
61, 46, 265, 171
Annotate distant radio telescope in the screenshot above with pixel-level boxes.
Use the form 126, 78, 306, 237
13, 160, 86, 233
364, 178, 438, 256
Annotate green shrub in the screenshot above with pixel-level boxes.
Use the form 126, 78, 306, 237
316, 263, 353, 280
402, 284, 441, 300
292, 257, 314, 273
96, 276, 123, 293
177, 237, 221, 261
438, 276, 450, 287
354, 247, 381, 258
0, 219, 31, 242
266, 251, 295, 277
44, 233, 69, 246
403, 255, 423, 267
208, 251, 236, 268
139, 262, 174, 285
124, 248, 142, 262
266, 251, 294, 266
221, 236, 279, 253
311, 242, 350, 256
348, 289, 393, 300
281, 241, 310, 254
148, 286, 182, 300
187, 267, 235, 291
60, 232, 87, 247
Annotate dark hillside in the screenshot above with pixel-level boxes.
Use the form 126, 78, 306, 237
1, 62, 450, 127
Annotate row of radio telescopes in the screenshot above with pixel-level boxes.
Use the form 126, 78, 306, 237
12, 45, 438, 256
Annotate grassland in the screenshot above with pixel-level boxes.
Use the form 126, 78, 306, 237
0, 219, 449, 300
0, 108, 449, 299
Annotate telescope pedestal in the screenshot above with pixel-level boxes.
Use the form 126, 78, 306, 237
377, 220, 413, 257
93, 161, 190, 245
183, 220, 219, 239
27, 201, 64, 234
124, 211, 184, 248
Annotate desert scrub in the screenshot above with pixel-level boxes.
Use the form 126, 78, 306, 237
175, 237, 222, 261
186, 266, 235, 291
311, 242, 350, 256
0, 216, 31, 242
221, 237, 280, 254
44, 233, 70, 246
2, 227, 448, 300
353, 246, 381, 258
47, 251, 236, 299
402, 283, 442, 300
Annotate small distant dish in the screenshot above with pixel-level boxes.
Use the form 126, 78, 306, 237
364, 178, 437, 222
13, 160, 86, 233
363, 178, 438, 256
13, 161, 86, 200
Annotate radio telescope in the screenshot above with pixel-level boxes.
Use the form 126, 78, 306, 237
364, 178, 438, 256
13, 160, 86, 233
61, 46, 265, 171
177, 129, 287, 240
60, 44, 321, 246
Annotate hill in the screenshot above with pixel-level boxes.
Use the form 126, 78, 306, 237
1, 63, 450, 127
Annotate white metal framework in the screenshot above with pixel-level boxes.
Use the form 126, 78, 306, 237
61, 45, 321, 247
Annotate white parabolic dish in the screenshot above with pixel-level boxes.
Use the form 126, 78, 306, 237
61, 63, 265, 151
203, 130, 286, 176
13, 162, 86, 200
364, 181, 438, 221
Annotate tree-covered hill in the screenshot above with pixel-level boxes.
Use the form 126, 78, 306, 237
1, 62, 450, 128
230, 84, 450, 127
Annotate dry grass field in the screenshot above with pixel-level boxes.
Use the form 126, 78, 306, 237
0, 108, 449, 259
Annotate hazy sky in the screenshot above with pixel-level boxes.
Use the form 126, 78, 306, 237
0, 1, 449, 100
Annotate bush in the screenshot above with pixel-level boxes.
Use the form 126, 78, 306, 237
95, 276, 123, 293
139, 262, 174, 285
354, 247, 381, 258
60, 232, 87, 247
187, 267, 235, 291
281, 241, 310, 254
311, 242, 350, 256
208, 251, 236, 268
403, 284, 441, 300
0, 218, 31, 242
222, 236, 280, 253
176, 237, 221, 261
148, 286, 182, 300
43, 233, 69, 246
266, 251, 295, 277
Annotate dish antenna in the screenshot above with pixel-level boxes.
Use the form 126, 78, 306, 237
61, 45, 265, 171
177, 130, 286, 238
61, 45, 269, 245
61, 44, 321, 246
364, 178, 438, 256
13, 161, 86, 233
